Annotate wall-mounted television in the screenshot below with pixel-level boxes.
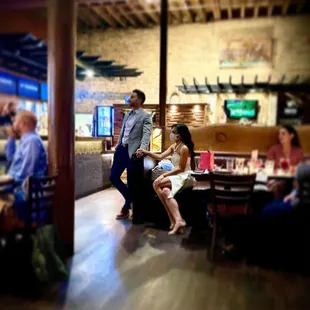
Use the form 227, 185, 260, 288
0, 70, 17, 95
40, 82, 48, 101
224, 99, 258, 120
96, 106, 114, 137
18, 77, 39, 99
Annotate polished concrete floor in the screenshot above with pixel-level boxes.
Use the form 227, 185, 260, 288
1, 188, 310, 310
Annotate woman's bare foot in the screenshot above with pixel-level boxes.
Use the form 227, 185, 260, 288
168, 220, 186, 235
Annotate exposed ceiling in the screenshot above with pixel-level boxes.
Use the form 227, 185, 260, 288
0, 33, 143, 80
75, 0, 310, 31
1, 1, 309, 32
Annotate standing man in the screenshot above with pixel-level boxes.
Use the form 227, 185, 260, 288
110, 89, 152, 220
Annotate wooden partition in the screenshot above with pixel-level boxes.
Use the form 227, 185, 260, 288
164, 124, 310, 155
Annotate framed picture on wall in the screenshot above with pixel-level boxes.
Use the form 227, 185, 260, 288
220, 38, 273, 68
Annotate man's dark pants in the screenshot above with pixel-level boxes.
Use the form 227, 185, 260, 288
110, 145, 133, 210
110, 145, 145, 221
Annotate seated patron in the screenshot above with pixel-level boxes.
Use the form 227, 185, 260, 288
0, 102, 17, 127
267, 125, 303, 199
138, 124, 195, 235
261, 162, 310, 220
4, 111, 47, 220
267, 125, 303, 168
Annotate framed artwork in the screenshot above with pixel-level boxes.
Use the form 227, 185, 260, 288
220, 38, 273, 68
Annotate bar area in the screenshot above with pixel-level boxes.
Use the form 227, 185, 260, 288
0, 0, 310, 309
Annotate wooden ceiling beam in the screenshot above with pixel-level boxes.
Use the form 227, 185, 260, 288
137, 0, 160, 24
169, 1, 182, 22
188, 0, 207, 22
268, 3, 273, 16
0, 10, 47, 40
212, 0, 221, 20
175, 0, 193, 23
104, 4, 127, 27
79, 6, 103, 28
117, 4, 137, 27
282, 0, 291, 15
90, 6, 118, 27
240, 5, 245, 18
127, 0, 149, 26
254, 4, 260, 17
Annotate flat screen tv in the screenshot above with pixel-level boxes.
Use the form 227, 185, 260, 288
18, 77, 39, 99
0, 70, 17, 95
96, 106, 114, 137
40, 82, 48, 101
224, 99, 258, 120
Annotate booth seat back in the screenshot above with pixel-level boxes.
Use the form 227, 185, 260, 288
164, 124, 310, 155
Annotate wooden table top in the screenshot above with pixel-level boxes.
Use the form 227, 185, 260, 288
191, 170, 295, 182
0, 175, 14, 186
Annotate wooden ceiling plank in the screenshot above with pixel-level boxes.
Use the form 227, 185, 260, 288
118, 4, 137, 27
104, 5, 127, 27
90, 6, 118, 27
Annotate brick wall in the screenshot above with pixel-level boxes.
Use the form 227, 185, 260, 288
76, 15, 310, 126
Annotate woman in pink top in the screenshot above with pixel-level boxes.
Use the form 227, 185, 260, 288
267, 125, 304, 168
267, 125, 303, 199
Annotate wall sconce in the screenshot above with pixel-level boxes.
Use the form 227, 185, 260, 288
170, 105, 177, 113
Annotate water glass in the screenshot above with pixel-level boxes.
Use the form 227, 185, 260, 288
265, 160, 275, 175
194, 157, 201, 171
235, 158, 245, 173
226, 159, 234, 172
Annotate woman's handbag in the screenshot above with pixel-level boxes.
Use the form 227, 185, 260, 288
151, 160, 173, 181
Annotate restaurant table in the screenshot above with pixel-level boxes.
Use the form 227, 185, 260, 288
0, 175, 14, 186
192, 170, 295, 182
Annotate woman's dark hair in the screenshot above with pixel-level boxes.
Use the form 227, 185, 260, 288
281, 125, 301, 147
172, 123, 195, 169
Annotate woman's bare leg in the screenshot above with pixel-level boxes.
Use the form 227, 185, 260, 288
153, 178, 175, 229
161, 187, 186, 235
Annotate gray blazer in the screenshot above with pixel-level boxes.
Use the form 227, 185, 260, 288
116, 109, 152, 158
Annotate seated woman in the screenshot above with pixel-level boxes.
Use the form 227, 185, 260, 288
267, 125, 304, 199
138, 124, 195, 235
267, 125, 303, 168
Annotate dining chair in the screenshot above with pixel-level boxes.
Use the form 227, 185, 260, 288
25, 175, 58, 232
208, 172, 256, 261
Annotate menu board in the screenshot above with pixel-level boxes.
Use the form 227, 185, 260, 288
0, 70, 17, 95
18, 77, 39, 100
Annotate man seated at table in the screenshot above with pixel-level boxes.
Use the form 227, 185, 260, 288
260, 162, 310, 219
3, 111, 47, 220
